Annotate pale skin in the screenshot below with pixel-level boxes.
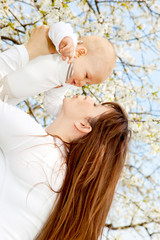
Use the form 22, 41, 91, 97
45, 95, 107, 142
59, 36, 75, 63
24, 26, 111, 142
25, 25, 57, 60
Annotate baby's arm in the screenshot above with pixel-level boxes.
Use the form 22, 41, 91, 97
43, 85, 70, 117
49, 22, 77, 63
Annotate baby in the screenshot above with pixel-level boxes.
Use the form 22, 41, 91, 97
0, 22, 116, 116
44, 22, 116, 115
49, 22, 116, 87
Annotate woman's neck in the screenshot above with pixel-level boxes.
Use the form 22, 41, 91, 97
45, 114, 73, 143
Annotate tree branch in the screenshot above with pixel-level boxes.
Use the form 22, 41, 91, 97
1, 36, 20, 45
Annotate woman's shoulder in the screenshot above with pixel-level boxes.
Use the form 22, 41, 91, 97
0, 99, 47, 152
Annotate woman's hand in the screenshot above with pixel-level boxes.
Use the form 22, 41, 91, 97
59, 36, 74, 64
25, 25, 57, 60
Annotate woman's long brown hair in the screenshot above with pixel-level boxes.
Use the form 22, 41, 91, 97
35, 102, 131, 240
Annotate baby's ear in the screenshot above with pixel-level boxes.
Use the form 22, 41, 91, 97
75, 46, 87, 58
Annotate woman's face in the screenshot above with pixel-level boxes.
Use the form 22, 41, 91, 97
62, 95, 107, 120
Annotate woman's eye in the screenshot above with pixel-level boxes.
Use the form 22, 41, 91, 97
94, 103, 97, 107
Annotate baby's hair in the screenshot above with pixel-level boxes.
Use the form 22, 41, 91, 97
77, 35, 117, 79
108, 39, 117, 60
107, 39, 117, 71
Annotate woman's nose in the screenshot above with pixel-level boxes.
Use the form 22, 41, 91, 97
84, 96, 94, 103
84, 96, 91, 100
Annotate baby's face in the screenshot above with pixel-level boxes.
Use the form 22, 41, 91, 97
66, 55, 108, 87
66, 38, 115, 87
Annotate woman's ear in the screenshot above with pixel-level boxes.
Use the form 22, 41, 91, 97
75, 46, 87, 58
74, 120, 92, 134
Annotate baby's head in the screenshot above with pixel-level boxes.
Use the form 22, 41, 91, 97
66, 35, 116, 87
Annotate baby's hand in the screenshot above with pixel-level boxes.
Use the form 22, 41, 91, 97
59, 36, 74, 64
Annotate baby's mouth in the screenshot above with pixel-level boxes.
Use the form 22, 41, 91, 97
70, 79, 76, 85
66, 78, 76, 85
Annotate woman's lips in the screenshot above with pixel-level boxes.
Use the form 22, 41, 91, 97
72, 95, 78, 99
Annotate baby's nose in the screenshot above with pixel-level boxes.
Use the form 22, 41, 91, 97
75, 80, 85, 87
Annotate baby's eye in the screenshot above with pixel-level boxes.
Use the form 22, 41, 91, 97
94, 103, 97, 107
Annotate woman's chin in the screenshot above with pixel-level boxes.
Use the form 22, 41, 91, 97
63, 97, 72, 105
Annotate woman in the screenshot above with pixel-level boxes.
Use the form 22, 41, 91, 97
0, 26, 131, 240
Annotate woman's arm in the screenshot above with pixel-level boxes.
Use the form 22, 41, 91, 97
4, 54, 69, 105
0, 26, 57, 152
43, 84, 70, 117
0, 25, 62, 104
24, 25, 57, 61
0, 25, 72, 107
0, 45, 29, 80
0, 25, 56, 80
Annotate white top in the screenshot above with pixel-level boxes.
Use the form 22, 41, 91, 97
0, 45, 68, 239
0, 21, 76, 116
0, 99, 66, 240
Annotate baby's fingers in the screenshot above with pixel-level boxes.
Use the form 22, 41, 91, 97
62, 55, 67, 61
60, 44, 72, 52
67, 55, 74, 64
60, 49, 74, 57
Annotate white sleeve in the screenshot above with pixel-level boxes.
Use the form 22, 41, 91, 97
0, 99, 43, 153
0, 45, 29, 80
49, 22, 77, 54
1, 54, 69, 105
43, 84, 70, 117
